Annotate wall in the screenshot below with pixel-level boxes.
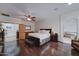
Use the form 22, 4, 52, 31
26, 21, 35, 32
35, 15, 59, 33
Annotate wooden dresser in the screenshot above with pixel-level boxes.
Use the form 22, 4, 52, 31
19, 24, 25, 40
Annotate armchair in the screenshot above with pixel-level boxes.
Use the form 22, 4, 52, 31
71, 40, 79, 51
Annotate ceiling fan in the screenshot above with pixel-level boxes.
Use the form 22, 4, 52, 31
0, 10, 36, 21
22, 14, 36, 21
15, 10, 36, 21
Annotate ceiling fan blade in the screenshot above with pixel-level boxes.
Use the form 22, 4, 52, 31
26, 15, 31, 18
32, 19, 36, 21
31, 17, 36, 18
31, 17, 36, 21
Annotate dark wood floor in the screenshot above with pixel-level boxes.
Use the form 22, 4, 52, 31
71, 49, 79, 56
18, 40, 79, 56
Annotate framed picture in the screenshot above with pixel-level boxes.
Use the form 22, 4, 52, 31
25, 25, 31, 30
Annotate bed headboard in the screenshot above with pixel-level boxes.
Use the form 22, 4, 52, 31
40, 29, 52, 34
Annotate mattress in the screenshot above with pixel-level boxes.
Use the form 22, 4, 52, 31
28, 33, 50, 45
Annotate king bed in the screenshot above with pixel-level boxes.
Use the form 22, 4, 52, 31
25, 29, 52, 47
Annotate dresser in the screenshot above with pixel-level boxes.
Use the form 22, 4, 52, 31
19, 24, 25, 40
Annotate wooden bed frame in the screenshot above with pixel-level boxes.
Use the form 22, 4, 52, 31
40, 29, 52, 34
25, 29, 52, 47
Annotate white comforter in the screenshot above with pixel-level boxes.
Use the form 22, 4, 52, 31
28, 33, 50, 45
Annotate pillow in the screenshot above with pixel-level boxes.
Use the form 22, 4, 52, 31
39, 30, 49, 33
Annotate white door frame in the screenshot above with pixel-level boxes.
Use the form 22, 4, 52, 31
59, 16, 78, 44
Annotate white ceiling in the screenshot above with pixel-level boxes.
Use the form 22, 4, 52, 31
0, 3, 79, 20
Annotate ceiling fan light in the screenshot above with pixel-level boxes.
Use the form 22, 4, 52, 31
27, 18, 31, 21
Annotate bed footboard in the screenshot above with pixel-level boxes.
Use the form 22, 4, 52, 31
25, 36, 40, 47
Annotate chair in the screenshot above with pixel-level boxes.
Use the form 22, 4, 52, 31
71, 40, 79, 51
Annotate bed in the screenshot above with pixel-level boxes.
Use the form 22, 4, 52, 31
25, 29, 51, 46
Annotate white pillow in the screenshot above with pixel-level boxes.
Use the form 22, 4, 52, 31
39, 30, 49, 33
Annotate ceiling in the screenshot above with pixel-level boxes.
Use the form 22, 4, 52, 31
0, 3, 79, 20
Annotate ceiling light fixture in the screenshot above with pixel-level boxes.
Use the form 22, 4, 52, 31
27, 18, 31, 21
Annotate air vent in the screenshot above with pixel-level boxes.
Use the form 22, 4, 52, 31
1, 13, 10, 17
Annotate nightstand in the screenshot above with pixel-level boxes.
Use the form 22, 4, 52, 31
50, 33, 58, 42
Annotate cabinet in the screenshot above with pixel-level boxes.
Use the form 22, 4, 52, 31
50, 33, 58, 42
19, 24, 25, 40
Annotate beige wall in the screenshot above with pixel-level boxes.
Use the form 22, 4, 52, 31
26, 21, 35, 32
35, 15, 59, 33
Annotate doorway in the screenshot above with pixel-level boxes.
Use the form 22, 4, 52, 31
62, 18, 77, 44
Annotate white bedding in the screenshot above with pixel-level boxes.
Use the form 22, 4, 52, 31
28, 32, 50, 45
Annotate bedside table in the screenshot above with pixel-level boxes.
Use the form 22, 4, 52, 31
50, 33, 58, 42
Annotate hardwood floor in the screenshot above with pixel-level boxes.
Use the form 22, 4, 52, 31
18, 40, 79, 56
71, 48, 79, 56
0, 39, 79, 56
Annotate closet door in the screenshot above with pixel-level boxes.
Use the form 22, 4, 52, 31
19, 24, 25, 40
